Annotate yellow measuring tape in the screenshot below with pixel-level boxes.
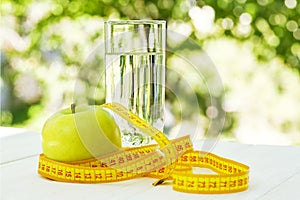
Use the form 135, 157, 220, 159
38, 103, 249, 194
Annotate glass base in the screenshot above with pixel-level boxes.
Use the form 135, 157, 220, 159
121, 128, 152, 147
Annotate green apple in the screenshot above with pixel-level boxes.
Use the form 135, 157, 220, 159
42, 104, 122, 162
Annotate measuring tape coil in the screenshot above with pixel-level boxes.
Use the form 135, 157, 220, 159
38, 103, 249, 194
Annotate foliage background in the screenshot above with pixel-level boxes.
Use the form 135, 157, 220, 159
1, 0, 300, 145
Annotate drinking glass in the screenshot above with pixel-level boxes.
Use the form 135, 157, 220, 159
104, 20, 166, 146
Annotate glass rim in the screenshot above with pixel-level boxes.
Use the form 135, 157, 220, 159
105, 20, 166, 25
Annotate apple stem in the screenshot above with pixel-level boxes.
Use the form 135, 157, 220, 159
71, 103, 76, 114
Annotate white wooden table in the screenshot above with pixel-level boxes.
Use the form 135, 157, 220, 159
1, 127, 300, 200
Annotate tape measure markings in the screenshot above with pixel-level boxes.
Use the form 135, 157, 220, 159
38, 102, 249, 194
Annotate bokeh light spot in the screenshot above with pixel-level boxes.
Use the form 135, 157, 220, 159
206, 106, 218, 119
269, 14, 287, 27
189, 6, 215, 35
286, 20, 298, 32
257, 0, 270, 6
285, 0, 297, 9
293, 29, 300, 40
267, 35, 280, 47
256, 18, 269, 32
291, 43, 300, 58
222, 18, 234, 30
240, 13, 252, 25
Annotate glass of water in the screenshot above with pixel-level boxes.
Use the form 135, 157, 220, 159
104, 20, 166, 146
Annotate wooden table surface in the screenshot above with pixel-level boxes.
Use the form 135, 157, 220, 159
1, 127, 300, 200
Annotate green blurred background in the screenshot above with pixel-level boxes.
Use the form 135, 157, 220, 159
1, 0, 300, 145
